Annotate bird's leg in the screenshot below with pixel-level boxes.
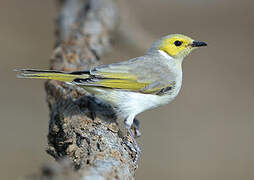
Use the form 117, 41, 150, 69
127, 126, 141, 164
123, 116, 141, 164
132, 118, 141, 138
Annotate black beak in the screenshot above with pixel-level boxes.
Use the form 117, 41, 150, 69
191, 41, 207, 47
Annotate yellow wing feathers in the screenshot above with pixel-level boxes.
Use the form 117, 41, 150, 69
15, 69, 89, 82
96, 79, 148, 91
95, 72, 137, 80
89, 71, 147, 90
92, 72, 167, 93
15, 69, 174, 94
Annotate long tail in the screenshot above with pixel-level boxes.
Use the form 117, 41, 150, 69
15, 69, 90, 82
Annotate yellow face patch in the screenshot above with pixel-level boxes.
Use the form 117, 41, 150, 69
159, 34, 194, 58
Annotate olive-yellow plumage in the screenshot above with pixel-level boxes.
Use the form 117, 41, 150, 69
15, 34, 207, 147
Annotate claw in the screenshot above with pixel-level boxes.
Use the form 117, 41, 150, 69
128, 128, 141, 160
123, 127, 141, 165
132, 118, 141, 138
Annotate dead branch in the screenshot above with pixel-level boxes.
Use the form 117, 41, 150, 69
24, 0, 140, 179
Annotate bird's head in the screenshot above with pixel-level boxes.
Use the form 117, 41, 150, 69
150, 34, 207, 60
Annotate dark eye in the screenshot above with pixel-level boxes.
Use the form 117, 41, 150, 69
174, 40, 182, 46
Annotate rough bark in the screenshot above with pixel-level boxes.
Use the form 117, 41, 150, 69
24, 0, 140, 179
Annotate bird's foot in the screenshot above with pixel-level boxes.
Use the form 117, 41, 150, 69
123, 126, 141, 165
133, 118, 141, 138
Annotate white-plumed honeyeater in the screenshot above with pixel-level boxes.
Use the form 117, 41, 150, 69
15, 34, 207, 154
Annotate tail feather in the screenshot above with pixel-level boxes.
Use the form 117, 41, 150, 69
15, 69, 90, 82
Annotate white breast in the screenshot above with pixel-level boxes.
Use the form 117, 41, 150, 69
91, 88, 180, 120
83, 51, 183, 120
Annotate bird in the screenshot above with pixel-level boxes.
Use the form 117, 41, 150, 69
15, 34, 207, 157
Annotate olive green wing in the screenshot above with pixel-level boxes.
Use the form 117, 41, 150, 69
72, 56, 176, 95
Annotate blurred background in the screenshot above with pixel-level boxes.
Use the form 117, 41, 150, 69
0, 0, 253, 179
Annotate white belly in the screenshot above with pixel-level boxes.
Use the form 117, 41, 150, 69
86, 87, 179, 119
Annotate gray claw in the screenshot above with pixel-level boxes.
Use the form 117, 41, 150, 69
123, 128, 141, 165
133, 118, 141, 138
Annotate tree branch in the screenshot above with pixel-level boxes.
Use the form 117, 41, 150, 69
23, 0, 140, 179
